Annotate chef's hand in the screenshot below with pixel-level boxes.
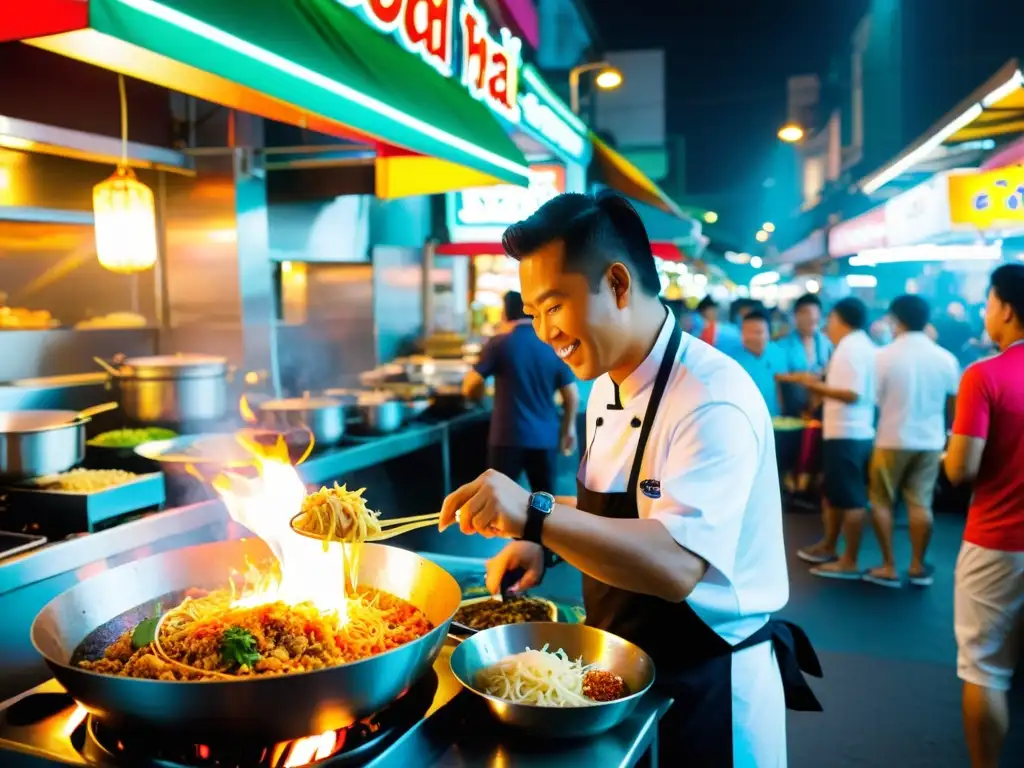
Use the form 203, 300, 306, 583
439, 469, 529, 538
486, 541, 545, 595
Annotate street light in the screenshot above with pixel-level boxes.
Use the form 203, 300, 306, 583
703, 210, 719, 224
777, 123, 804, 143
755, 230, 769, 243
569, 61, 624, 115
762, 222, 775, 233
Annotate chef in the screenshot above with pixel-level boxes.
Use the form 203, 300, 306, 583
440, 191, 822, 766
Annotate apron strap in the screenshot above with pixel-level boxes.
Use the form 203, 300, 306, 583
735, 619, 824, 712
626, 317, 684, 497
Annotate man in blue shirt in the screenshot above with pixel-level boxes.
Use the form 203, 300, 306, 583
462, 291, 579, 493
775, 293, 832, 415
733, 310, 792, 417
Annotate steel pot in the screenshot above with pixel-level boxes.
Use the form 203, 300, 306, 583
0, 410, 88, 482
102, 354, 230, 426
350, 393, 404, 435
257, 396, 347, 448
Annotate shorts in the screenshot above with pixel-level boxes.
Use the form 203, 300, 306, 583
822, 439, 873, 509
954, 542, 1024, 691
868, 448, 942, 510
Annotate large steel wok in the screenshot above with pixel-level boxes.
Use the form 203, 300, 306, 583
31, 538, 462, 740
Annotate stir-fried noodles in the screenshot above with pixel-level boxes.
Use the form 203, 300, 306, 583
476, 645, 628, 707
77, 582, 433, 681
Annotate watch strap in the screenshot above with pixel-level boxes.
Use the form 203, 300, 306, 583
522, 504, 545, 544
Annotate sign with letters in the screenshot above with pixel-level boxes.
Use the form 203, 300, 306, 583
447, 163, 566, 240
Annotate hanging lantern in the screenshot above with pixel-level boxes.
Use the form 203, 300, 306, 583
93, 165, 158, 274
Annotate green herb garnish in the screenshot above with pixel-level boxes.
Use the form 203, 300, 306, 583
220, 626, 260, 669
89, 427, 178, 449
131, 602, 163, 649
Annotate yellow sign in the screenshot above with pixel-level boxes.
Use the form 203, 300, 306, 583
948, 167, 1024, 230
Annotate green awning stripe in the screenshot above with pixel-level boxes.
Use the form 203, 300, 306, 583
95, 0, 530, 185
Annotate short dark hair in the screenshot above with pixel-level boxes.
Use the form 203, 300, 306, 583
742, 309, 771, 326
794, 293, 823, 312
990, 264, 1024, 324
503, 290, 526, 321
831, 296, 868, 331
696, 295, 718, 314
501, 191, 661, 296
888, 294, 930, 332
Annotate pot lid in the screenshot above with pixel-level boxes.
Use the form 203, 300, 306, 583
121, 354, 228, 379
0, 410, 82, 433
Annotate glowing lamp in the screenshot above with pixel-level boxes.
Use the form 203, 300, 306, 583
93, 166, 158, 274
703, 210, 719, 224
777, 124, 804, 143
755, 230, 769, 243
595, 68, 623, 90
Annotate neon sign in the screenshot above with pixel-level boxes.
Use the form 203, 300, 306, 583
447, 164, 565, 242
459, 0, 521, 122
338, 0, 455, 76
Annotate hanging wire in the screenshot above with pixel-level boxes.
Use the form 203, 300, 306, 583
117, 74, 128, 167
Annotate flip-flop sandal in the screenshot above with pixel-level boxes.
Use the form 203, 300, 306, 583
863, 570, 903, 588
908, 564, 935, 587
797, 547, 837, 564
809, 565, 864, 581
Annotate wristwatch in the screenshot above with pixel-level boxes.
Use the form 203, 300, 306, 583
522, 491, 554, 544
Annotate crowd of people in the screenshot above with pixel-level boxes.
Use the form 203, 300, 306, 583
675, 265, 1023, 768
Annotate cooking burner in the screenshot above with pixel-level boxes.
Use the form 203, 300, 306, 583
78, 669, 438, 767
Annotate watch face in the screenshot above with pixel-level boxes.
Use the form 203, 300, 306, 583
530, 492, 554, 514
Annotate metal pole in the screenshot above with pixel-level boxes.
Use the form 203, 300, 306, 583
569, 67, 581, 115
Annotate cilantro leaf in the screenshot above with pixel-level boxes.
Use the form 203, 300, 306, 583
131, 602, 163, 649
220, 626, 260, 669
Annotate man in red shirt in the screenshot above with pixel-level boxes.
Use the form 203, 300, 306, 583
945, 264, 1024, 768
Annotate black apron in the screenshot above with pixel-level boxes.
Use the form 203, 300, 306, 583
578, 320, 823, 766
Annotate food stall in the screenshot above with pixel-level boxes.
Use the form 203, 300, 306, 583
0, 6, 675, 765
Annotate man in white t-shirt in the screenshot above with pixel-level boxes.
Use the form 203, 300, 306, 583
439, 192, 822, 766
865, 295, 960, 588
783, 297, 877, 579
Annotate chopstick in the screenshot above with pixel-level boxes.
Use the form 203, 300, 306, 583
289, 511, 443, 542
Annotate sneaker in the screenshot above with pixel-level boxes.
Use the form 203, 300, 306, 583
797, 547, 837, 565
908, 564, 935, 587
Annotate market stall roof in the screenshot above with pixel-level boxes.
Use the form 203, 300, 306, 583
859, 59, 1023, 196
434, 240, 688, 262
2, 0, 531, 196
590, 134, 687, 219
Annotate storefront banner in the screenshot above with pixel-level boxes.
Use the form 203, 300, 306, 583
340, 0, 586, 163
340, 0, 521, 121
828, 208, 888, 257
884, 174, 953, 247
447, 163, 565, 240
948, 167, 1024, 231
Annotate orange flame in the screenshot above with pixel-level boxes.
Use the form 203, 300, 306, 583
239, 394, 257, 424
284, 731, 339, 767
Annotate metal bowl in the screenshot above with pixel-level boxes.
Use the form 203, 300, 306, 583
0, 410, 88, 481
449, 622, 655, 738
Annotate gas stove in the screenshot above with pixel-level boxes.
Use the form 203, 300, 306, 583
0, 648, 464, 768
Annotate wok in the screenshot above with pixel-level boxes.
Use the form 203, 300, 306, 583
31, 538, 462, 740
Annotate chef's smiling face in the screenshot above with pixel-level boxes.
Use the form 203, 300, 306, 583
519, 238, 632, 381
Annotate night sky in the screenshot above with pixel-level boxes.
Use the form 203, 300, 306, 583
586, 0, 1024, 204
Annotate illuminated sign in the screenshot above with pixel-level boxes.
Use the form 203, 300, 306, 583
338, 0, 455, 76
460, 0, 521, 121
341, 0, 520, 120
828, 207, 887, 257
949, 167, 1024, 231
447, 164, 565, 239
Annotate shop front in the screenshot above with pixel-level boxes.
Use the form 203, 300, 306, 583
0, 0, 534, 396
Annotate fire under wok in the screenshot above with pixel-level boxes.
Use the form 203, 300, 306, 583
31, 538, 462, 740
